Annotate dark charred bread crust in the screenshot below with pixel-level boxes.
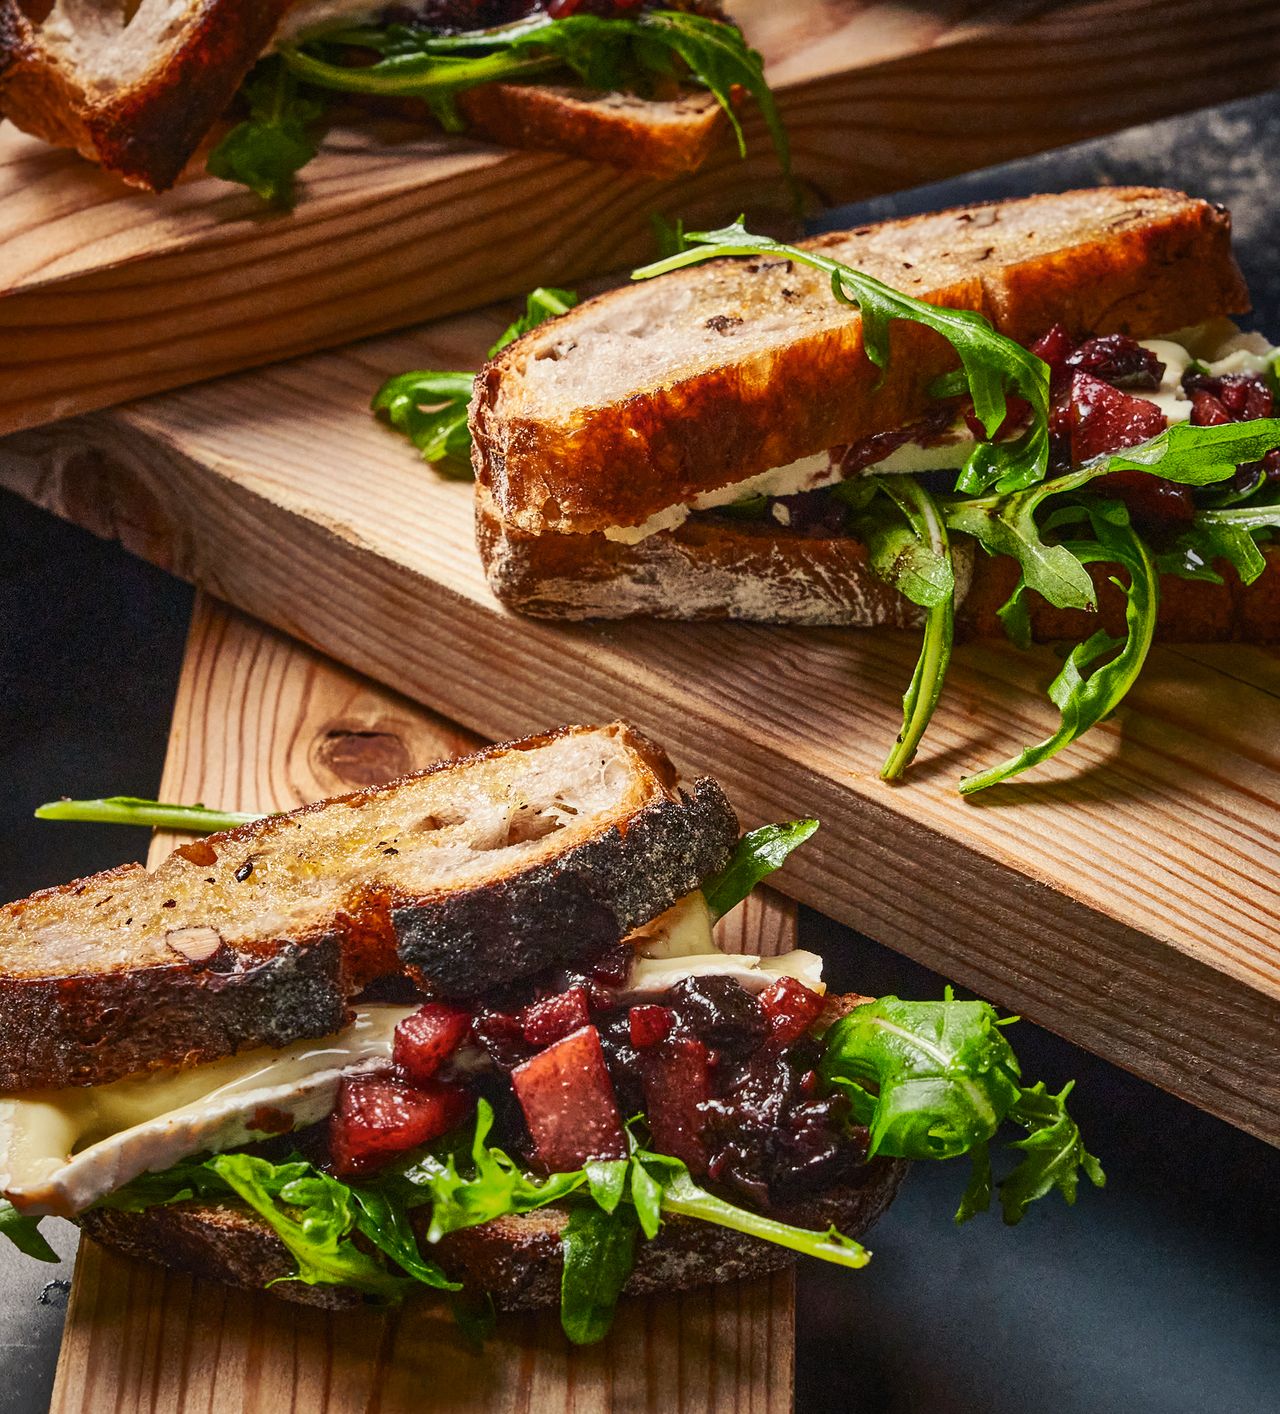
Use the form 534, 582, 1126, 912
477, 486, 926, 625
457, 82, 726, 180
963, 542, 1280, 643
0, 935, 349, 1093
395, 775, 738, 996
78, 1154, 907, 1313
472, 189, 1250, 536
0, 1, 293, 191
0, 723, 726, 1088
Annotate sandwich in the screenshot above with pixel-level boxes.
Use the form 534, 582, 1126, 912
0, 2, 785, 201
380, 187, 1280, 791
1, 723, 1098, 1342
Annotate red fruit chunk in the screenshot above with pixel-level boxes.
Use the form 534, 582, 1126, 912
1065, 333, 1163, 389
629, 1004, 674, 1049
1094, 471, 1194, 530
1067, 372, 1166, 464
1190, 389, 1231, 427
759, 976, 826, 1046
330, 1074, 472, 1177
520, 986, 591, 1049
642, 1037, 713, 1174
393, 1003, 471, 1085
511, 1024, 627, 1170
1029, 323, 1076, 373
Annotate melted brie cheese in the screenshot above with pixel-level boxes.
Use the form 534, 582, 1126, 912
626, 892, 825, 995
0, 1005, 414, 1218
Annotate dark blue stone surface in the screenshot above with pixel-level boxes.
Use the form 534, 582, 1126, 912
2, 90, 1278, 1414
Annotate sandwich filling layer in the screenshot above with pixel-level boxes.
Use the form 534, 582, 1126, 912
600, 321, 1280, 554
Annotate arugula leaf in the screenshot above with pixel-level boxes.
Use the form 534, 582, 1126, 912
285, 11, 789, 175
403, 1100, 585, 1240
1158, 497, 1280, 587
370, 370, 477, 474
637, 1149, 870, 1268
634, 222, 1051, 494
373, 287, 577, 471
701, 818, 819, 921
206, 59, 324, 204
858, 477, 956, 780
817, 992, 1103, 1222
208, 1154, 412, 1298
560, 1203, 639, 1344
34, 796, 262, 834
0, 1200, 58, 1263
959, 516, 1159, 794
348, 1185, 459, 1290
1000, 1083, 1105, 1224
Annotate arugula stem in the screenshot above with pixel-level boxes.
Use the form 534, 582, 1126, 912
282, 46, 562, 98
34, 797, 263, 833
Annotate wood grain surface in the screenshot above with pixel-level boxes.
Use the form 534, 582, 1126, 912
6, 0, 1280, 433
5, 299, 1280, 1149
49, 595, 797, 1414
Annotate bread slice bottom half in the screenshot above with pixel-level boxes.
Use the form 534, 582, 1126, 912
78, 1156, 907, 1313
477, 488, 1280, 642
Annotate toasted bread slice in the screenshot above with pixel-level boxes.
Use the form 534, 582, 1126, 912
79, 1163, 905, 1312
477, 482, 975, 625
0, 0, 293, 190
479, 490, 1280, 639
471, 188, 1249, 538
457, 82, 726, 181
0, 3, 730, 190
0, 723, 737, 1090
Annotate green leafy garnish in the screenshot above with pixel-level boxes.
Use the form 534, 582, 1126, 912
206, 58, 324, 205
373, 287, 577, 471
858, 477, 956, 780
958, 513, 1158, 793
818, 991, 1103, 1223
1158, 495, 1280, 586
701, 817, 819, 920
284, 11, 787, 176
634, 221, 1051, 494
34, 796, 262, 834
560, 1203, 639, 1344
0, 1200, 59, 1264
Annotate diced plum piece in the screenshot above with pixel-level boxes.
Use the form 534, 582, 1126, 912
642, 1037, 713, 1174
629, 1004, 674, 1049
1029, 323, 1076, 374
1067, 372, 1166, 464
758, 976, 825, 1046
472, 1010, 530, 1070
520, 986, 591, 1048
1065, 334, 1163, 389
1190, 389, 1232, 426
393, 1003, 471, 1085
511, 1024, 627, 1170
330, 1074, 472, 1177
1094, 471, 1194, 530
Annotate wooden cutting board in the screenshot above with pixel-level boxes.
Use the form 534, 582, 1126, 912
5, 294, 1280, 1150
5, 0, 1280, 434
49, 593, 798, 1414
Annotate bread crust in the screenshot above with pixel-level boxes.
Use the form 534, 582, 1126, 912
457, 82, 725, 180
479, 500, 1280, 641
0, 1, 293, 191
477, 483, 974, 625
0, 723, 736, 1089
471, 188, 1250, 536
78, 1158, 907, 1312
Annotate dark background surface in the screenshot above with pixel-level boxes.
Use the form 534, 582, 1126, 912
3, 92, 1279, 1412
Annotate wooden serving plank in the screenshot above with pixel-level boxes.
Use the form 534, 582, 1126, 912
6, 0, 1280, 434
49, 594, 797, 1414
6, 299, 1280, 1150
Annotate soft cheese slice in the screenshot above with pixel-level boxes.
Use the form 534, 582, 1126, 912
626, 892, 825, 995
0, 1005, 415, 1218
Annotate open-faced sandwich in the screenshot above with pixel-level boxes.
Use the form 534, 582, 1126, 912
2, 724, 1098, 1341
379, 187, 1280, 792
0, 2, 784, 200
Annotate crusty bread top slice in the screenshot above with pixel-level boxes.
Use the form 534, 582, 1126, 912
0, 723, 738, 1089
471, 187, 1250, 536
0, 0, 293, 190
